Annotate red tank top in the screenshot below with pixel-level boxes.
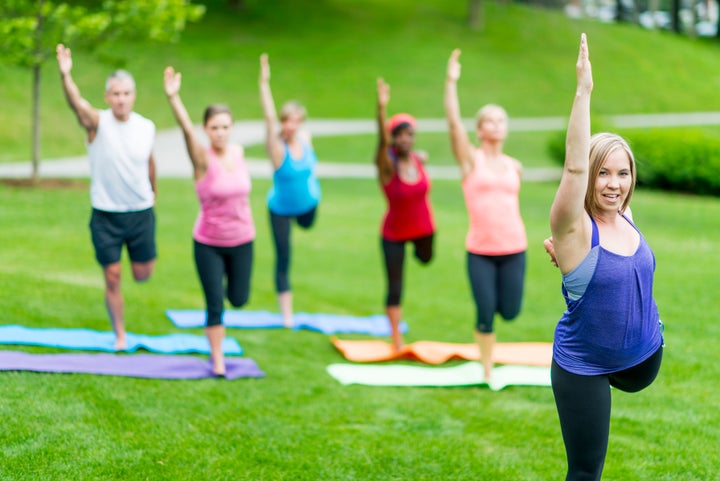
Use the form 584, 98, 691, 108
381, 153, 435, 241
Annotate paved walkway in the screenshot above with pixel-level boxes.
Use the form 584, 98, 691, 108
3, 112, 720, 181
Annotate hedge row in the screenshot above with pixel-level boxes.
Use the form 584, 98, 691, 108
546, 127, 720, 196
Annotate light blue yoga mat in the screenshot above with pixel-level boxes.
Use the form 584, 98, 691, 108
326, 362, 551, 391
0, 324, 243, 355
165, 309, 408, 336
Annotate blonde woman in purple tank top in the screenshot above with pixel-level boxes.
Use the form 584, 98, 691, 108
549, 34, 663, 481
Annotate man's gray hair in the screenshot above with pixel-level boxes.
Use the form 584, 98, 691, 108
105, 69, 136, 92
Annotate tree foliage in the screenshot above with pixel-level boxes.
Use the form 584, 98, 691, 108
0, 0, 205, 181
0, 0, 205, 67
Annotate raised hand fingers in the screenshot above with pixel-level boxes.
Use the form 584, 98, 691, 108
576, 33, 593, 93
377, 77, 390, 105
259, 53, 270, 80
447, 49, 461, 80
56, 44, 72, 73
163, 66, 181, 95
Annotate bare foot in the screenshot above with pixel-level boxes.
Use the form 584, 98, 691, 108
210, 356, 226, 377
114, 335, 127, 351
484, 366, 493, 385
283, 316, 293, 328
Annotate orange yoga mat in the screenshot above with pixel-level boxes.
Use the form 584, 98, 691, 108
331, 338, 553, 366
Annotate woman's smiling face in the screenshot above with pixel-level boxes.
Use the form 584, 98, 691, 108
594, 148, 633, 213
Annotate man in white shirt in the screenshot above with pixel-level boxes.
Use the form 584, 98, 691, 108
56, 44, 157, 350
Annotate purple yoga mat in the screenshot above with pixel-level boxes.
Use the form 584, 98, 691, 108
0, 351, 264, 380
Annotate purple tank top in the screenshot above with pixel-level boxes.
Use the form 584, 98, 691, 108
553, 215, 663, 375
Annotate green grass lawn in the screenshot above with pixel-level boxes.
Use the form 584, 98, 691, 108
1, 177, 719, 480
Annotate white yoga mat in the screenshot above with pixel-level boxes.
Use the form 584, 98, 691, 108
326, 362, 551, 391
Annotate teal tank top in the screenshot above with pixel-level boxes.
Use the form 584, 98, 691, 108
267, 139, 321, 216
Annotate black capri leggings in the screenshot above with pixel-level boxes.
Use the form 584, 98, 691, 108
551, 346, 663, 481
269, 207, 317, 293
467, 251, 526, 333
382, 234, 434, 306
194, 240, 253, 327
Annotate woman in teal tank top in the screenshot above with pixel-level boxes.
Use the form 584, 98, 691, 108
259, 54, 321, 327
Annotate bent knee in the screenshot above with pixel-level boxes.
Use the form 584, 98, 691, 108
228, 294, 250, 309
499, 306, 522, 322
131, 261, 155, 282
416, 254, 433, 265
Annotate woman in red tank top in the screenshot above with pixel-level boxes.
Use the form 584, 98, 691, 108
375, 78, 436, 351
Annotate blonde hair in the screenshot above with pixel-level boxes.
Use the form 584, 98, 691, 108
475, 103, 508, 127
280, 100, 307, 121
585, 133, 636, 218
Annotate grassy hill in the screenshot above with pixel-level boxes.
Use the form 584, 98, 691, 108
1, 0, 719, 163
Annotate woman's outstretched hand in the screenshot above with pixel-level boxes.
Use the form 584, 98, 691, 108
447, 49, 462, 82
576, 33, 593, 95
377, 77, 390, 108
259, 53, 271, 83
163, 66, 181, 97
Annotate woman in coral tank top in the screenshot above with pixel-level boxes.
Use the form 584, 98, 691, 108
444, 49, 528, 382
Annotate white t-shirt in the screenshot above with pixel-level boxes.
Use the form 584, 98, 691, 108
86, 109, 155, 212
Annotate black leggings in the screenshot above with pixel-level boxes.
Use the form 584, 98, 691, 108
551, 346, 663, 481
382, 234, 434, 306
467, 251, 526, 333
269, 207, 317, 293
193, 240, 253, 327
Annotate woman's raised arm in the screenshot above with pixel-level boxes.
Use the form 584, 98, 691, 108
375, 77, 395, 184
549, 33, 594, 273
259, 53, 285, 169
444, 49, 475, 179
164, 66, 207, 179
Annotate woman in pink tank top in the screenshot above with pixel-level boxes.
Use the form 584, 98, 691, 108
375, 78, 436, 350
164, 67, 255, 377
444, 50, 528, 382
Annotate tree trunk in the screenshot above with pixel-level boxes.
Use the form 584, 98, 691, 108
671, 0, 681, 32
31, 1, 44, 184
32, 64, 41, 184
468, 0, 483, 31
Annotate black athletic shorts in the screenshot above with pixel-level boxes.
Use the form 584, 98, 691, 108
89, 207, 156, 266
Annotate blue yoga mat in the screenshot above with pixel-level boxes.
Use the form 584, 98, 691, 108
165, 309, 409, 336
0, 324, 242, 355
0, 350, 264, 380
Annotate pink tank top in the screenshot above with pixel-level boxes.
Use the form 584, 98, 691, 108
381, 153, 435, 241
193, 145, 255, 247
461, 150, 526, 255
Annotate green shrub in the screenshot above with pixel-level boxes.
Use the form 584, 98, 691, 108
546, 117, 616, 167
547, 126, 720, 196
628, 129, 720, 195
